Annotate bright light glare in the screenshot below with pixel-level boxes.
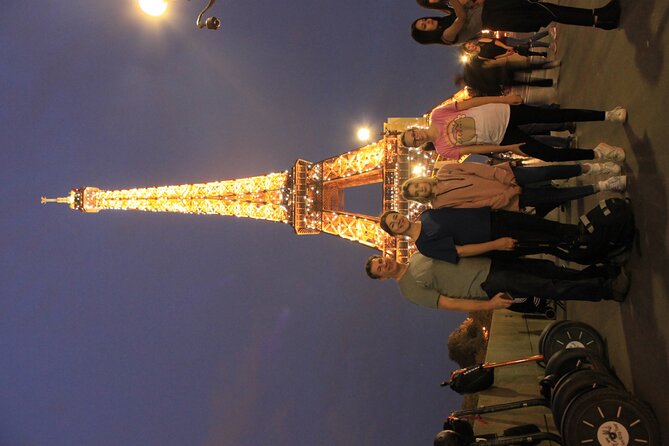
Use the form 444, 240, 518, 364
139, 0, 168, 16
412, 165, 425, 175
459, 54, 471, 64
357, 128, 371, 141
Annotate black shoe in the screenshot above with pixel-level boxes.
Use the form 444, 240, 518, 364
610, 267, 631, 302
594, 0, 621, 29
595, 19, 619, 30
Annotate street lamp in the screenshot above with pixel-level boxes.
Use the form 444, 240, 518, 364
138, 0, 221, 30
357, 127, 372, 142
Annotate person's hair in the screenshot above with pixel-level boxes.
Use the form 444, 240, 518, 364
401, 176, 438, 203
399, 130, 410, 147
410, 16, 456, 45
461, 41, 479, 56
365, 255, 383, 279
416, 0, 453, 11
379, 210, 400, 236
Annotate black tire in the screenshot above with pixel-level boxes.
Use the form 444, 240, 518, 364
541, 321, 606, 362
541, 348, 610, 401
562, 388, 661, 446
551, 369, 624, 431
538, 320, 571, 366
433, 430, 471, 446
544, 348, 610, 381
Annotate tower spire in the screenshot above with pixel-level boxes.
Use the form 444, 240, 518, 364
41, 196, 72, 204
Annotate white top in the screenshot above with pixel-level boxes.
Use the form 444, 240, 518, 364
431, 102, 511, 159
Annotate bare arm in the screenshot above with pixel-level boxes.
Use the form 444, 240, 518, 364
437, 292, 513, 311
483, 52, 529, 65
455, 238, 517, 257
493, 39, 514, 52
441, 0, 468, 44
455, 94, 522, 111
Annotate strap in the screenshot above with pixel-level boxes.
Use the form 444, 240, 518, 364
580, 214, 595, 233
599, 199, 612, 216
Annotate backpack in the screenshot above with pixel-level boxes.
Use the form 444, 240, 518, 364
570, 198, 636, 263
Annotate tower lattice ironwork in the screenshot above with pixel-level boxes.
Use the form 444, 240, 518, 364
42, 94, 468, 262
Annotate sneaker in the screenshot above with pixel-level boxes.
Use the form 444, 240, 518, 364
594, 142, 626, 162
583, 162, 622, 176
598, 175, 628, 193
605, 106, 627, 123
610, 267, 631, 302
549, 26, 558, 41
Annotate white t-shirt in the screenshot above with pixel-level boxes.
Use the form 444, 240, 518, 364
430, 102, 510, 159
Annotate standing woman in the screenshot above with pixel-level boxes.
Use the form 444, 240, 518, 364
462, 38, 548, 63
400, 161, 626, 213
412, 0, 621, 46
398, 95, 628, 163
378, 208, 586, 263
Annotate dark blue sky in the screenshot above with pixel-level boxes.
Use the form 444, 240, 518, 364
3, 1, 465, 444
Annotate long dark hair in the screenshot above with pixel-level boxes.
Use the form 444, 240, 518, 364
411, 16, 457, 45
416, 0, 453, 10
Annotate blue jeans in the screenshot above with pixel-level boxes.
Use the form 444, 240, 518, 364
500, 30, 550, 47
511, 165, 596, 209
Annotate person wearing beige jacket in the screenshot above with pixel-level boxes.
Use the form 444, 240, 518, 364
402, 161, 626, 213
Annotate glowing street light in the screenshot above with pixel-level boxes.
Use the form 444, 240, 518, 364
357, 127, 371, 142
138, 0, 221, 30
139, 0, 168, 16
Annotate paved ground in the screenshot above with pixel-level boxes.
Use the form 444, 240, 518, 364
474, 312, 558, 443
552, 0, 669, 440
469, 2, 669, 442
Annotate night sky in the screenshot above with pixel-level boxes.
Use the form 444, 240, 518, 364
2, 1, 466, 444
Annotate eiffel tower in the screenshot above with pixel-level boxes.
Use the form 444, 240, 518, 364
42, 96, 465, 262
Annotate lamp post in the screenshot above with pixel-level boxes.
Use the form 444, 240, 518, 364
356, 127, 372, 142
138, 0, 221, 30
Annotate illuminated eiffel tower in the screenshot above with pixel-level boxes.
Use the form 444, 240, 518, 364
42, 96, 466, 261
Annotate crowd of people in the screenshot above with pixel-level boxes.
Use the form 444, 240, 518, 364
365, 0, 631, 314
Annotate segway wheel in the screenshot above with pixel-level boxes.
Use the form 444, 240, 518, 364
551, 369, 624, 430
562, 388, 661, 446
541, 321, 606, 362
538, 320, 572, 366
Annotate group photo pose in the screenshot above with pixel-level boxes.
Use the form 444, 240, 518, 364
368, 2, 637, 309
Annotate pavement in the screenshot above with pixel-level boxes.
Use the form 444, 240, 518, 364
472, 312, 559, 444
554, 0, 669, 440
469, 2, 669, 442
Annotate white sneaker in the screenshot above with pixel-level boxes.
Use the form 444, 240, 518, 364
598, 175, 627, 193
594, 143, 626, 162
605, 106, 627, 123
583, 162, 622, 176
